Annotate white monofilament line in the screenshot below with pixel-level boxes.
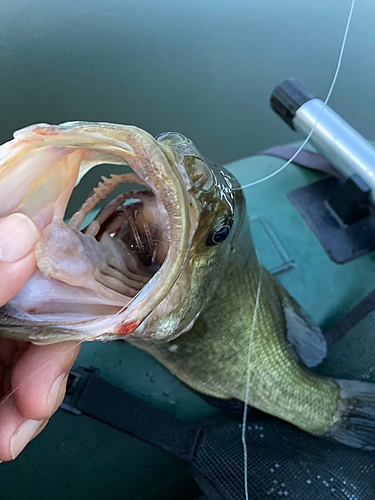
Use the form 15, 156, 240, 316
241, 261, 261, 498
0, 339, 86, 407
237, 0, 356, 192
241, 1, 356, 499
0, 0, 358, 484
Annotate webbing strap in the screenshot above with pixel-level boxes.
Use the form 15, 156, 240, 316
324, 289, 375, 347
72, 372, 200, 462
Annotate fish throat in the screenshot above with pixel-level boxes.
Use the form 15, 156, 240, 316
31, 169, 170, 319
68, 172, 164, 295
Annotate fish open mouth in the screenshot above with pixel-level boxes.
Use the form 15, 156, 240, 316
65, 172, 167, 302
0, 122, 193, 340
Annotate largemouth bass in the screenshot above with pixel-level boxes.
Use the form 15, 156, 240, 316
0, 122, 374, 449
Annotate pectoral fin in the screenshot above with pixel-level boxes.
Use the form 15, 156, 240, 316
283, 296, 327, 368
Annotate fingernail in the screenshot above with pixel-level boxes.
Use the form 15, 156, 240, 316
0, 213, 41, 263
48, 373, 68, 416
10, 419, 44, 460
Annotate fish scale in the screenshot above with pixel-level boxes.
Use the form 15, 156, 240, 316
133, 218, 340, 437
0, 123, 374, 449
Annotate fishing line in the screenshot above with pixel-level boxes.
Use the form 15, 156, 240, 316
0, 0, 357, 469
236, 0, 356, 192
240, 0, 356, 497
0, 339, 86, 408
0, 302, 136, 409
241, 261, 261, 500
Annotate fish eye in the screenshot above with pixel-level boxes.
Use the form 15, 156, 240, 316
206, 217, 234, 246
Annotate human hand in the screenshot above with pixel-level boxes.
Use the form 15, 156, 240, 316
0, 214, 80, 461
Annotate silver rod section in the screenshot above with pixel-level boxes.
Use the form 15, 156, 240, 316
294, 98, 375, 202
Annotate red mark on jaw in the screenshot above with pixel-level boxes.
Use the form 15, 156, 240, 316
116, 320, 141, 336
35, 127, 59, 136
27, 308, 36, 314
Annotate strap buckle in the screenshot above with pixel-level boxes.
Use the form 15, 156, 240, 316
60, 365, 99, 415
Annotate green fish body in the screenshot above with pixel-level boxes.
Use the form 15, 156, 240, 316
131, 140, 375, 449
0, 123, 374, 449
133, 217, 342, 437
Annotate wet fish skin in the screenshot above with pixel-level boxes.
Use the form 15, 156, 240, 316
135, 132, 245, 341
132, 219, 340, 437
133, 135, 375, 449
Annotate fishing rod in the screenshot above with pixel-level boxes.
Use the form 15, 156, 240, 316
270, 77, 375, 264
271, 77, 375, 202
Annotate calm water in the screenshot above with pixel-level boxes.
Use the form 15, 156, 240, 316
0, 0, 374, 165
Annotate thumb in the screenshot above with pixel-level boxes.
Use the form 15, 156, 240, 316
0, 214, 42, 263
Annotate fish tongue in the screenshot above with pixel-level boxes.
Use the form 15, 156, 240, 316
35, 217, 145, 301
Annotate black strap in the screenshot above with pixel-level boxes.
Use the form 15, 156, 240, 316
63, 368, 201, 462
324, 289, 375, 347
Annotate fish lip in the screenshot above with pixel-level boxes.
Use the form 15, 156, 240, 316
0, 122, 192, 339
